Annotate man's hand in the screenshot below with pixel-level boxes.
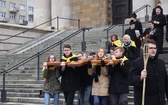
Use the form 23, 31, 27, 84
60, 61, 66, 71
140, 69, 147, 80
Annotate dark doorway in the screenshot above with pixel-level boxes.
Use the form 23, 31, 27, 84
112, 0, 132, 24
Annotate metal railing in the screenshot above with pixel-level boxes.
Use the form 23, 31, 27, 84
103, 25, 117, 49
120, 4, 151, 38
0, 16, 80, 43
0, 27, 93, 102
132, 4, 151, 22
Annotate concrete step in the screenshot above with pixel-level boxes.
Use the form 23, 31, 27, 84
0, 84, 43, 88
0, 97, 78, 105
0, 80, 44, 84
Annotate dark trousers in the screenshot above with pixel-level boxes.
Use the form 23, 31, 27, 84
109, 93, 128, 105
156, 28, 164, 53
63, 91, 75, 105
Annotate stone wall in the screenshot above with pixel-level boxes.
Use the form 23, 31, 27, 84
70, 0, 109, 28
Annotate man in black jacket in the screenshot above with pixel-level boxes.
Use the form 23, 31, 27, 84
60, 44, 79, 105
130, 13, 143, 36
129, 39, 168, 105
143, 20, 159, 43
108, 47, 130, 105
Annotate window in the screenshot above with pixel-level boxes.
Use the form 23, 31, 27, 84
9, 13, 16, 19
19, 15, 25, 20
28, 15, 33, 22
0, 0, 6, 7
19, 5, 25, 10
0, 12, 6, 17
9, 2, 15, 8
28, 6, 34, 12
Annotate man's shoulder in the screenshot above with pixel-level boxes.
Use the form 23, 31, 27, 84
157, 58, 165, 63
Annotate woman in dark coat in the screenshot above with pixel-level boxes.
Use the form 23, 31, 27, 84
129, 39, 168, 105
42, 54, 61, 105
152, 6, 166, 53
122, 34, 138, 61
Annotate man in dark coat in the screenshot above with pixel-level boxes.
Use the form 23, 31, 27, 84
60, 44, 79, 105
129, 39, 168, 105
130, 13, 143, 36
108, 47, 131, 105
152, 6, 166, 53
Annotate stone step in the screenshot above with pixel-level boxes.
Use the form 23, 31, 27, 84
0, 88, 41, 93
0, 97, 78, 105
0, 95, 134, 105
5, 92, 69, 99
0, 102, 44, 105
0, 102, 134, 105
0, 84, 43, 88
0, 80, 44, 84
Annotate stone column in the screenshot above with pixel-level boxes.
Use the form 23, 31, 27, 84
34, 0, 51, 29
51, 0, 71, 30
161, 0, 168, 14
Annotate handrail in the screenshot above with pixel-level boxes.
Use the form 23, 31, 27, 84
1, 29, 82, 73
0, 28, 83, 102
103, 25, 116, 32
0, 16, 80, 42
103, 25, 117, 49
133, 4, 151, 14
132, 4, 151, 22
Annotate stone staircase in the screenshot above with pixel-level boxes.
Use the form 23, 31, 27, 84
0, 24, 168, 105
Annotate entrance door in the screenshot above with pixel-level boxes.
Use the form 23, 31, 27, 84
112, 0, 132, 24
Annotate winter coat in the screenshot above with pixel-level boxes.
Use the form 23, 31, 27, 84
129, 56, 168, 105
79, 64, 93, 87
43, 66, 61, 94
166, 15, 168, 42
122, 41, 138, 61
60, 53, 79, 91
134, 20, 143, 35
88, 65, 109, 96
108, 57, 130, 94
107, 40, 122, 53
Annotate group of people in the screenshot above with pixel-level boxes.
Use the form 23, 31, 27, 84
42, 43, 130, 105
42, 40, 168, 105
41, 2, 168, 105
124, 1, 166, 55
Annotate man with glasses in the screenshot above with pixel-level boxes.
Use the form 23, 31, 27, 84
129, 39, 168, 105
60, 44, 79, 105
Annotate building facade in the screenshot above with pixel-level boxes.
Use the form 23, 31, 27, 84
0, 0, 167, 29
0, 0, 30, 25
